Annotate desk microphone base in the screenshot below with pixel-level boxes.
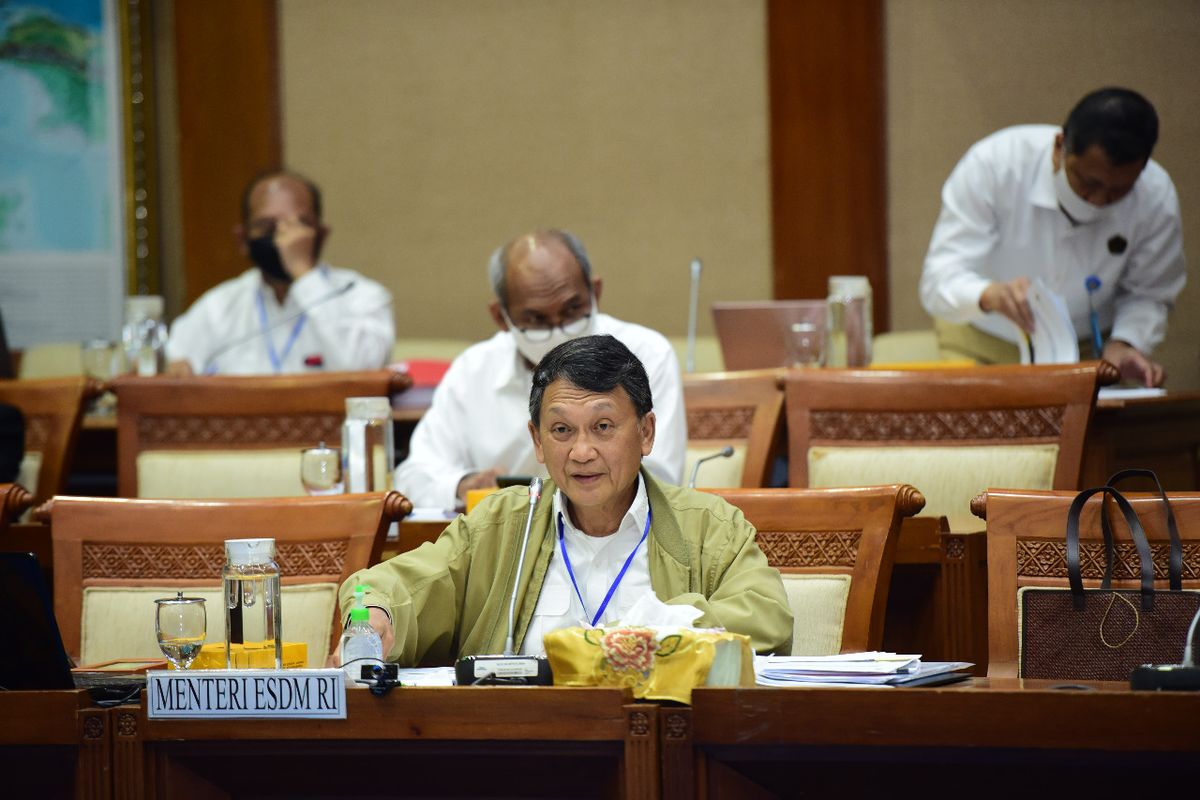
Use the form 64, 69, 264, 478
455, 655, 553, 686
1130, 664, 1200, 691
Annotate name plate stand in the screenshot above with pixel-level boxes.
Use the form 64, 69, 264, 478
147, 669, 347, 719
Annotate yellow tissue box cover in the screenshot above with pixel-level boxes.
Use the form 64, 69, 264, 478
544, 626, 754, 704
189, 642, 308, 670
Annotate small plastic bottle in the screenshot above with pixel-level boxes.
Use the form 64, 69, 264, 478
339, 593, 383, 687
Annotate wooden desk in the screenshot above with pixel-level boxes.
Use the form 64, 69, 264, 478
0, 690, 110, 799
110, 687, 658, 799
665, 681, 1200, 799
1083, 391, 1200, 490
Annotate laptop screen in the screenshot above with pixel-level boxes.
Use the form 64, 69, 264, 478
711, 300, 827, 371
0, 551, 75, 690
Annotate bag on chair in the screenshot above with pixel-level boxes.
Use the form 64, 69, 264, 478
1019, 470, 1200, 681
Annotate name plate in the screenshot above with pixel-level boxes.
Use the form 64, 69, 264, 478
147, 669, 346, 719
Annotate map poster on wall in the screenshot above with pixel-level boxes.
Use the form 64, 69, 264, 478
0, 0, 125, 349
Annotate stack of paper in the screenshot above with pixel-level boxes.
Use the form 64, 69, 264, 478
754, 652, 973, 687
1016, 279, 1080, 365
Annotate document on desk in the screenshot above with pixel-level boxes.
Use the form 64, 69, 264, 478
754, 653, 973, 687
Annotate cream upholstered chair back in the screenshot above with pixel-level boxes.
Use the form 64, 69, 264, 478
706, 485, 923, 655
784, 362, 1117, 532
111, 369, 412, 498
683, 369, 785, 489
0, 376, 94, 505
972, 488, 1200, 679
42, 491, 411, 666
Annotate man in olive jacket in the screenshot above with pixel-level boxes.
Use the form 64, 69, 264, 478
340, 334, 792, 664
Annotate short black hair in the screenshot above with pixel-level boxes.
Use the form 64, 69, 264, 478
529, 335, 653, 426
240, 169, 324, 223
1062, 88, 1158, 166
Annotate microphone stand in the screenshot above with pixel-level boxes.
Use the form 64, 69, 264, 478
454, 477, 553, 685
688, 446, 735, 489
686, 259, 702, 373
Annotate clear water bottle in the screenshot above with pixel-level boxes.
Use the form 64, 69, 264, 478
339, 607, 383, 687
826, 276, 873, 367
341, 396, 395, 493
223, 538, 283, 669
121, 295, 168, 376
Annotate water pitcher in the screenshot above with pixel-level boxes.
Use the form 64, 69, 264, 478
223, 538, 283, 669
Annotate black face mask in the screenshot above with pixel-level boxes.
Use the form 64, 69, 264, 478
247, 235, 291, 284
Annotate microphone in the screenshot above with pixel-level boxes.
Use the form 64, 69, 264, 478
689, 446, 735, 489
453, 477, 553, 685
199, 280, 361, 374
686, 258, 702, 373
1085, 275, 1104, 359
505, 477, 542, 655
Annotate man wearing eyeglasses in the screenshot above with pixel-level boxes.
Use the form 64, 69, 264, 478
394, 229, 686, 510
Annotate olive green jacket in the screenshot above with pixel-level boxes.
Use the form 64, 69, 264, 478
341, 471, 793, 665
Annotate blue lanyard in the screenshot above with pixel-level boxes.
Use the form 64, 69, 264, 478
556, 504, 651, 627
255, 291, 307, 373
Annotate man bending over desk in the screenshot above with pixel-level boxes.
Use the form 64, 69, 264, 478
341, 335, 792, 663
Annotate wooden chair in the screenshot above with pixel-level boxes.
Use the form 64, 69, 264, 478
784, 362, 1118, 532
38, 491, 412, 666
706, 484, 924, 654
683, 369, 785, 488
111, 369, 412, 498
0, 482, 33, 535
972, 488, 1200, 679
0, 377, 96, 505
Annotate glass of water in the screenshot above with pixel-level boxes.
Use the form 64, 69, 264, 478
155, 592, 206, 670
787, 321, 825, 368
300, 442, 343, 495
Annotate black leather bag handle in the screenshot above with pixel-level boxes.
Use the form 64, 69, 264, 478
1104, 468, 1182, 590
1066, 485, 1155, 611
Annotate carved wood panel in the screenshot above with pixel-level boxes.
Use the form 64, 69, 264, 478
756, 530, 861, 568
82, 540, 350, 579
810, 407, 1065, 441
686, 406, 754, 439
138, 414, 342, 446
1017, 539, 1200, 580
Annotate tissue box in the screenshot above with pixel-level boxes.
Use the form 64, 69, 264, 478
543, 626, 754, 704
190, 642, 308, 670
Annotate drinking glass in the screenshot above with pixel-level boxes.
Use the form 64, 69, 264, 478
81, 339, 118, 415
787, 322, 825, 368
301, 442, 343, 495
155, 592, 207, 670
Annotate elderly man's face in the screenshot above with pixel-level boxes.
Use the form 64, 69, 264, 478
502, 237, 593, 331
530, 377, 655, 531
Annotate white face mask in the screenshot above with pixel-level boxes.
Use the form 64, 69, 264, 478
1054, 159, 1108, 224
507, 300, 597, 366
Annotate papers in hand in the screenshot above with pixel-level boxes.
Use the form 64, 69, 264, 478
754, 652, 973, 687
1016, 280, 1079, 365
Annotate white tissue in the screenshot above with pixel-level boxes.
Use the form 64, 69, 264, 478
618, 593, 704, 628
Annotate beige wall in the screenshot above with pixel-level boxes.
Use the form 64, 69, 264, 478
888, 0, 1200, 388
278, 0, 772, 345
276, 0, 1198, 386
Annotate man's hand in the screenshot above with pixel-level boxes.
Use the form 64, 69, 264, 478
165, 359, 194, 377
332, 606, 395, 666
273, 215, 318, 280
979, 277, 1036, 333
456, 467, 505, 504
367, 606, 395, 657
1102, 340, 1166, 387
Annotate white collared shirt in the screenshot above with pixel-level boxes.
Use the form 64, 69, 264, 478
393, 312, 686, 510
165, 265, 395, 375
519, 475, 653, 656
919, 125, 1186, 353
